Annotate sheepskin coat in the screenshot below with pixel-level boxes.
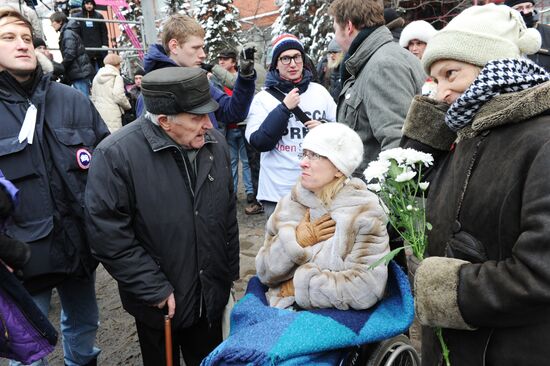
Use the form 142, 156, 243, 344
91, 64, 131, 133
255, 178, 390, 310
402, 81, 550, 365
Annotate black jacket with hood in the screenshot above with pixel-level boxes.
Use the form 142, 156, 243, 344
58, 20, 93, 82
0, 67, 109, 293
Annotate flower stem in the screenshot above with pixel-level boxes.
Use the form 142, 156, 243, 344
436, 327, 451, 366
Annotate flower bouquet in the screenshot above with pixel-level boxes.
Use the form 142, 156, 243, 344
364, 147, 450, 366
364, 147, 433, 263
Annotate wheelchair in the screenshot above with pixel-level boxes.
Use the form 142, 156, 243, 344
203, 262, 419, 366
338, 334, 420, 366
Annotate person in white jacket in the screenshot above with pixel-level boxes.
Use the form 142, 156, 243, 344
255, 123, 390, 311
245, 34, 336, 218
91, 53, 131, 132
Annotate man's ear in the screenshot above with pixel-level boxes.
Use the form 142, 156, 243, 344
157, 115, 170, 131
167, 39, 179, 56
346, 20, 355, 36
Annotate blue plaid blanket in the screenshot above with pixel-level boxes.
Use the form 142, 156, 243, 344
202, 261, 414, 365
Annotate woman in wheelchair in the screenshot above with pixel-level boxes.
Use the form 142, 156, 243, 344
255, 122, 391, 311
202, 123, 417, 366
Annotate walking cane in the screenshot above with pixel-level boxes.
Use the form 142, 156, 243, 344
164, 315, 173, 366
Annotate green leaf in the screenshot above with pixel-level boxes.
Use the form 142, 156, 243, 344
426, 222, 433, 231
368, 247, 405, 269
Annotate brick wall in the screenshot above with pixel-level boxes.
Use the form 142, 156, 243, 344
233, 0, 280, 29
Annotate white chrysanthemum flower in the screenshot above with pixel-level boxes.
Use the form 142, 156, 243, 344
404, 148, 434, 167
419, 182, 430, 190
363, 159, 390, 182
379, 148, 407, 164
395, 170, 417, 182
367, 183, 381, 192
406, 205, 413, 210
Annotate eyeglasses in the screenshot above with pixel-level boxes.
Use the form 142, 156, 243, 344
301, 150, 324, 161
279, 54, 303, 65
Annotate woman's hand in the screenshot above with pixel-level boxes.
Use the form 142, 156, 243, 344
283, 88, 300, 110
304, 120, 322, 129
279, 278, 295, 297
295, 209, 336, 247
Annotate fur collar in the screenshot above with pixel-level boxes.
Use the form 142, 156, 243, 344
458, 81, 550, 140
35, 52, 54, 74
403, 96, 456, 151
290, 177, 382, 214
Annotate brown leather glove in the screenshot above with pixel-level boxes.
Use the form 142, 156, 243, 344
279, 278, 295, 297
295, 209, 336, 247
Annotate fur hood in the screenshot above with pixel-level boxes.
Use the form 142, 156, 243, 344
93, 64, 120, 86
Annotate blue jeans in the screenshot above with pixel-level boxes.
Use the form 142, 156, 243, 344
226, 127, 253, 195
72, 79, 90, 98
10, 275, 100, 366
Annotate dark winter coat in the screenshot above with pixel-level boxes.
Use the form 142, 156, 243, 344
337, 26, 425, 176
85, 117, 239, 330
528, 23, 550, 72
58, 20, 93, 82
74, 0, 109, 60
0, 69, 109, 293
402, 81, 550, 365
142, 44, 256, 129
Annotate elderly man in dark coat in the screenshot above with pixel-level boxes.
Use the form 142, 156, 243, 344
85, 67, 239, 366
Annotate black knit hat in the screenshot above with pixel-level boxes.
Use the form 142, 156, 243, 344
33, 38, 46, 49
504, 0, 535, 7
269, 34, 305, 70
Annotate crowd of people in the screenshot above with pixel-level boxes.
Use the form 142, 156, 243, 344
1, 0, 550, 365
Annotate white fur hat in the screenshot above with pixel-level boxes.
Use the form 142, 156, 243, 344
302, 123, 364, 177
399, 20, 437, 48
422, 3, 541, 73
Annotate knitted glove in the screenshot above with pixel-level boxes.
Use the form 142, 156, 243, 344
200, 62, 214, 73
279, 278, 294, 297
295, 209, 336, 247
238, 45, 256, 78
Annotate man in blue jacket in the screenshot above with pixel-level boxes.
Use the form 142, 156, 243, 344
138, 14, 256, 128
0, 9, 109, 366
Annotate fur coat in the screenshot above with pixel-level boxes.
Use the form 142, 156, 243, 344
255, 178, 390, 310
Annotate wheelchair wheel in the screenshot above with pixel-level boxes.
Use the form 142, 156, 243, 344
365, 335, 420, 366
